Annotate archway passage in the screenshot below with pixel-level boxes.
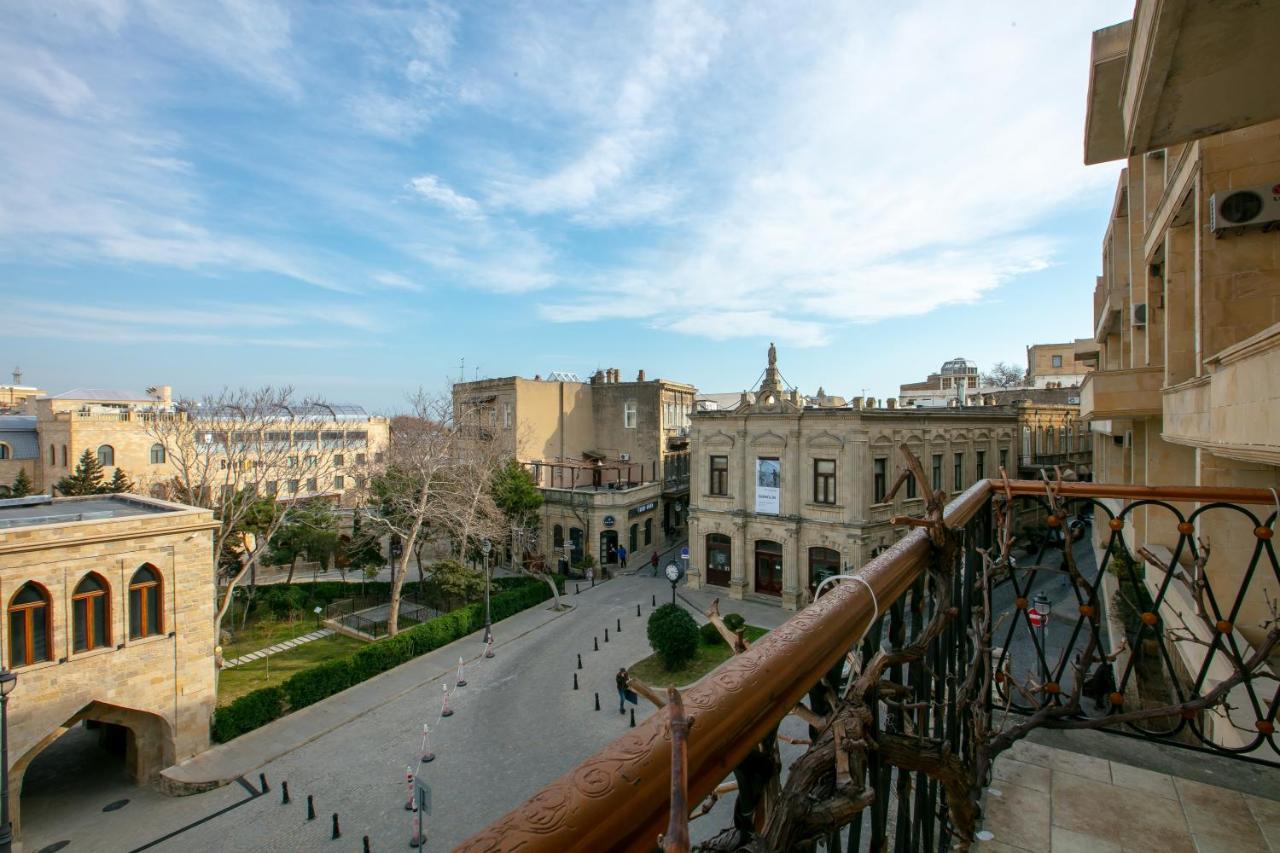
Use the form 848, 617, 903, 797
14, 702, 174, 847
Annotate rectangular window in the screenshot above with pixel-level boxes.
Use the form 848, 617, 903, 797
813, 459, 836, 504
287, 479, 299, 493
356, 453, 367, 465
374, 452, 385, 464
305, 455, 317, 468
709, 455, 728, 496
1051, 354, 1063, 368
1000, 449, 1008, 473
624, 401, 637, 429
905, 472, 916, 499
334, 475, 345, 489
932, 454, 942, 491
265, 481, 277, 496
334, 454, 344, 467
287, 456, 298, 468
306, 477, 317, 492
873, 457, 887, 503
976, 450, 985, 479
953, 453, 964, 491
503, 402, 512, 429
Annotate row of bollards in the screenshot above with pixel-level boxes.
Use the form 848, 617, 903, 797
579, 597, 655, 715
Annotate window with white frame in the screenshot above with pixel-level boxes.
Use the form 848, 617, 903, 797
503, 402, 512, 429
624, 401, 637, 429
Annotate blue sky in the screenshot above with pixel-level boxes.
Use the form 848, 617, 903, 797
1, 1, 1129, 412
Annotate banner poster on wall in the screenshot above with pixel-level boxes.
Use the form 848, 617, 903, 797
755, 457, 780, 514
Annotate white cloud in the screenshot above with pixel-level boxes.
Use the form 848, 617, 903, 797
372, 271, 423, 292
407, 175, 482, 219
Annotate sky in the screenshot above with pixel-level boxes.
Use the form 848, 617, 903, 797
0, 0, 1130, 413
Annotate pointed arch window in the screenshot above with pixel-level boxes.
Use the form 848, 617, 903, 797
129, 565, 163, 639
73, 573, 111, 652
9, 582, 52, 667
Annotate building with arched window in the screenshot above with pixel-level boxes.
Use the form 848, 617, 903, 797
0, 492, 219, 841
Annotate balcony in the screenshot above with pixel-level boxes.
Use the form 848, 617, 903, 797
1079, 366, 1162, 421
1085, 1, 1280, 163
462, 476, 1279, 851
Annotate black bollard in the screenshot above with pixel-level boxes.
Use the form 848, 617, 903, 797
577, 653, 583, 670
630, 708, 636, 728
636, 604, 641, 617
576, 584, 580, 595
652, 594, 656, 606
593, 636, 599, 651
605, 628, 609, 642
332, 813, 341, 839
281, 780, 290, 804
617, 617, 622, 632
573, 672, 579, 690
306, 795, 316, 820
259, 772, 269, 793
594, 692, 600, 711
363, 836, 371, 853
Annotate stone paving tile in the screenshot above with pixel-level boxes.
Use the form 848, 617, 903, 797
993, 755, 1051, 793
1052, 825, 1121, 853
1049, 769, 1194, 853
982, 780, 1050, 852
1109, 762, 1177, 800
1008, 738, 1112, 783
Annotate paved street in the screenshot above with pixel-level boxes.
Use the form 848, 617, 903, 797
24, 567, 793, 853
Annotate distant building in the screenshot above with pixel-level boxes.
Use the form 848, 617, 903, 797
687, 346, 1017, 609
1026, 342, 1092, 388
0, 383, 388, 505
897, 357, 980, 408
452, 368, 697, 572
0, 493, 219, 839
0, 367, 43, 414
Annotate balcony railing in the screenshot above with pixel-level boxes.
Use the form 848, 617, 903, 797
461, 478, 1279, 851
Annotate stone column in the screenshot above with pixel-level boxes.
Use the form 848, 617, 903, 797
781, 521, 802, 610
729, 517, 747, 601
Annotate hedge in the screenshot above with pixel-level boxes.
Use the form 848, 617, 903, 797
212, 575, 564, 742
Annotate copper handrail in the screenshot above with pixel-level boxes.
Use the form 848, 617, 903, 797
457, 478, 1279, 851
457, 480, 993, 852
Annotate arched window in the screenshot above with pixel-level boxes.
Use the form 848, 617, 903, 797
150, 443, 166, 464
97, 445, 115, 466
73, 573, 111, 652
706, 533, 731, 586
643, 518, 653, 546
129, 565, 163, 639
49, 444, 55, 465
553, 524, 564, 549
0, 443, 9, 460
9, 582, 51, 667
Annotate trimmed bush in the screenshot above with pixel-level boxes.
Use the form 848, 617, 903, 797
699, 621, 723, 645
723, 613, 746, 632
212, 686, 285, 743
647, 604, 700, 671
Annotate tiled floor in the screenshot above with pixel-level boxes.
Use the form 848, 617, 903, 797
979, 740, 1280, 853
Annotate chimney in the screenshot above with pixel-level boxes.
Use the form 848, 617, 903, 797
592, 370, 605, 385
637, 369, 645, 382
159, 385, 172, 405
887, 398, 897, 410
850, 397, 863, 410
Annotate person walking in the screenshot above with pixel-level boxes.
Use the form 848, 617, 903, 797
650, 551, 660, 577
616, 668, 630, 714
617, 544, 628, 570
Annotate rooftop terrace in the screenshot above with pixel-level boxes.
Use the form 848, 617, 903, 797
0, 494, 177, 529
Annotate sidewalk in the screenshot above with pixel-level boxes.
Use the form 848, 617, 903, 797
222, 628, 334, 668
161, 598, 576, 793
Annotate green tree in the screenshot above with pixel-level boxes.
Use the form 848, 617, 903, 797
490, 459, 544, 526
337, 512, 385, 580
56, 449, 106, 496
646, 603, 700, 671
429, 559, 484, 609
10, 469, 33, 498
107, 467, 135, 494
266, 499, 339, 584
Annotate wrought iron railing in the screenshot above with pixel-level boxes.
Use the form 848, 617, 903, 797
460, 479, 1278, 851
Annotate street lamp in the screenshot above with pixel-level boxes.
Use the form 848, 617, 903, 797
480, 539, 493, 651
1031, 591, 1052, 685
0, 667, 16, 853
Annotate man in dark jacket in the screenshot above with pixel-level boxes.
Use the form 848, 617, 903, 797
616, 668, 630, 714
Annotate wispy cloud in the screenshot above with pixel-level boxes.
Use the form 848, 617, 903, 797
407, 175, 482, 219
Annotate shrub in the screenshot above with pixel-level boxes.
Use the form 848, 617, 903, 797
699, 621, 723, 645
212, 687, 285, 743
647, 604, 700, 671
723, 613, 746, 632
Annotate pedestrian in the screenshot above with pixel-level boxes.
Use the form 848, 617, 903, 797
616, 668, 631, 714
650, 552, 659, 577
607, 545, 617, 567
617, 544, 628, 570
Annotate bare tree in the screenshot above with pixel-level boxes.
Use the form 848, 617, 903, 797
981, 361, 1026, 388
146, 387, 342, 655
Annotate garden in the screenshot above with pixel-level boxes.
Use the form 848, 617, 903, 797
629, 604, 768, 687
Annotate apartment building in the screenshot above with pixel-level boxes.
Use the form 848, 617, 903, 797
0, 384, 388, 506
452, 369, 696, 572
1078, 7, 1280, 653
687, 346, 1017, 609
0, 368, 43, 415
0, 493, 219, 839
1026, 342, 1092, 388
897, 357, 980, 408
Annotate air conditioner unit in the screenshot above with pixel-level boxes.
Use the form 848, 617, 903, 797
1131, 303, 1147, 326
619, 452, 630, 462
1210, 183, 1280, 234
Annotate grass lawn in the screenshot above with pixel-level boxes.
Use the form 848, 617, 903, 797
628, 625, 769, 688
218, 633, 364, 706
221, 615, 332, 660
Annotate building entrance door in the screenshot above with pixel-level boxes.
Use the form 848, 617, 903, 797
754, 540, 783, 596
600, 530, 619, 567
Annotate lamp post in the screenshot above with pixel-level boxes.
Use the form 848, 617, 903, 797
0, 667, 16, 853
1031, 591, 1052, 685
480, 539, 493, 646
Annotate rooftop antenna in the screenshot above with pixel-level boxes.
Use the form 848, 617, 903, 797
459, 358, 465, 384
12, 366, 21, 385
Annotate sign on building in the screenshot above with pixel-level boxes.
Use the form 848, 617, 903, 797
755, 457, 780, 515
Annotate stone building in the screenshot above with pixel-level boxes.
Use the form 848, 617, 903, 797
687, 346, 1017, 610
0, 368, 43, 415
453, 369, 696, 572
1025, 342, 1092, 389
0, 384, 388, 507
1077, 7, 1280, 651
0, 493, 219, 837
